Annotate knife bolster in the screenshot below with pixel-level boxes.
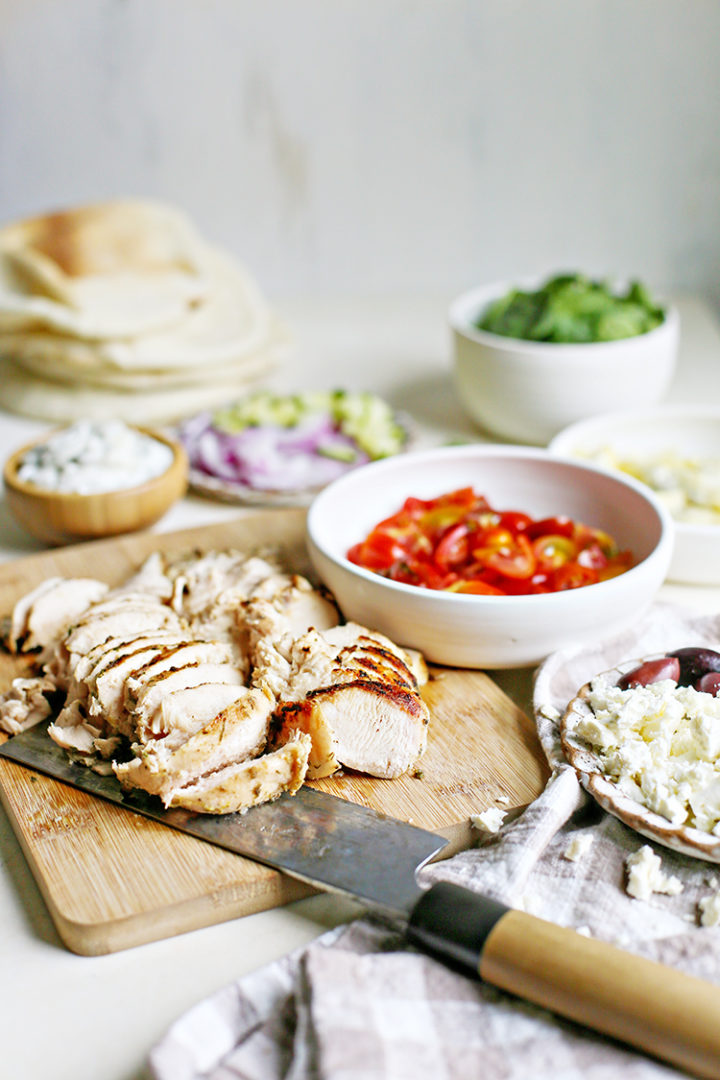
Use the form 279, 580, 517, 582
406, 881, 509, 972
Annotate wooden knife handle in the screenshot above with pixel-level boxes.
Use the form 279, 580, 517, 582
406, 881, 720, 1078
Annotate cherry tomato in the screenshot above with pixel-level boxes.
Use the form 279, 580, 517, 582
447, 580, 505, 595
532, 534, 576, 569
547, 563, 598, 591
484, 533, 536, 579
576, 542, 609, 571
497, 510, 534, 533
434, 523, 471, 570
525, 515, 574, 540
347, 532, 405, 570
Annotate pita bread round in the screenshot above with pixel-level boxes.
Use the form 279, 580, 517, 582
2, 318, 291, 390
0, 200, 213, 339
0, 248, 273, 373
0, 354, 283, 424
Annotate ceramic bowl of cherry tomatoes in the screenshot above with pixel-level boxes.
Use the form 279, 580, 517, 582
306, 444, 674, 669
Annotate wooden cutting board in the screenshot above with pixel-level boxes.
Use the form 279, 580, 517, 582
0, 509, 549, 956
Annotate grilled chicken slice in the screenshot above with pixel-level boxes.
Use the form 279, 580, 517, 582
114, 685, 273, 801
87, 638, 202, 733
68, 630, 186, 694
274, 680, 428, 778
267, 625, 429, 779
0, 675, 54, 734
111, 552, 173, 600
128, 659, 245, 738
62, 601, 184, 660
47, 716, 102, 754
8, 576, 109, 657
165, 732, 312, 813
168, 552, 278, 617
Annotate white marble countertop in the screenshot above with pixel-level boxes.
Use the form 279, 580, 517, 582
2, 294, 720, 1080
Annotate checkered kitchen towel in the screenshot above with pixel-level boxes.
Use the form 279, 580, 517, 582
148, 603, 720, 1080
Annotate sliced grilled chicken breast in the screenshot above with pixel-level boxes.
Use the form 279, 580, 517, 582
115, 685, 273, 801
2, 547, 429, 813
165, 732, 311, 813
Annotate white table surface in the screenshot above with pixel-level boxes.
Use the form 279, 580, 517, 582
2, 294, 720, 1080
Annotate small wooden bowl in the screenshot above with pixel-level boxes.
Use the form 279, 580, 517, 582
3, 426, 189, 546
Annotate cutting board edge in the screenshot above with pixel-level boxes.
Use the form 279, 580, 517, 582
52, 877, 316, 957
0, 768, 315, 955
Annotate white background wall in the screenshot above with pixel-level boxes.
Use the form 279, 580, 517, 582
0, 0, 719, 305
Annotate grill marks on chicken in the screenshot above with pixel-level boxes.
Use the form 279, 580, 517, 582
0, 549, 429, 813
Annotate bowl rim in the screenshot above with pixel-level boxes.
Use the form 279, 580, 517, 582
306, 443, 674, 604
550, 405, 720, 541
3, 425, 187, 502
448, 278, 678, 353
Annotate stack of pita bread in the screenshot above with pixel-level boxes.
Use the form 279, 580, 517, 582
0, 200, 288, 423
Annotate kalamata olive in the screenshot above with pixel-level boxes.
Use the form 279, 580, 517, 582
617, 656, 681, 690
696, 672, 720, 696
667, 647, 720, 686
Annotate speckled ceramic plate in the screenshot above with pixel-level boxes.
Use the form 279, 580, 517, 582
560, 655, 720, 862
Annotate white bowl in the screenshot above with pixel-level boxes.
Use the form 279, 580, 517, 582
550, 407, 720, 586
306, 445, 673, 669
450, 280, 679, 445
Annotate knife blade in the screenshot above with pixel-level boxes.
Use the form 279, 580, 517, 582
2, 726, 720, 1079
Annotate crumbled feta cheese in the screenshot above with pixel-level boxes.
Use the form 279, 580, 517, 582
625, 845, 683, 901
471, 806, 506, 833
699, 892, 720, 927
584, 448, 720, 525
539, 703, 561, 722
578, 677, 720, 834
563, 833, 594, 862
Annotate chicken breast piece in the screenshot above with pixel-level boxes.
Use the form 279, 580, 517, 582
115, 685, 273, 799
128, 661, 245, 737
62, 602, 184, 658
9, 577, 109, 656
268, 626, 429, 779
166, 732, 312, 813
0, 675, 54, 734
88, 639, 205, 733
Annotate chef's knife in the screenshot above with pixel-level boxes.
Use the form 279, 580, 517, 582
2, 725, 719, 1079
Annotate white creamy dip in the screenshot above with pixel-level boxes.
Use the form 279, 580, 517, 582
17, 420, 174, 494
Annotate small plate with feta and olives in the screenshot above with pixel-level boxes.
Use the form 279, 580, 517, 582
561, 645, 720, 862
176, 390, 411, 507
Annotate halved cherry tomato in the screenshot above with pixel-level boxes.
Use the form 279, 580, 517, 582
548, 563, 598, 591
497, 510, 534, 533
525, 515, 574, 540
484, 533, 536, 579
447, 580, 504, 595
347, 532, 406, 570
576, 542, 609, 570
434, 522, 471, 570
532, 534, 576, 569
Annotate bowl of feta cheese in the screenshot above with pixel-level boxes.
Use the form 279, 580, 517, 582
550, 406, 720, 585
3, 419, 188, 545
560, 646, 720, 862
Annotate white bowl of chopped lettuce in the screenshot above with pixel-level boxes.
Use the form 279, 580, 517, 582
450, 274, 679, 445
176, 390, 410, 506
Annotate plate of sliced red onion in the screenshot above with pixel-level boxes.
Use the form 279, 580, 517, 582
176, 390, 411, 506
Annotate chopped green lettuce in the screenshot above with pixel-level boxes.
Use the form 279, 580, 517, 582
477, 273, 665, 343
